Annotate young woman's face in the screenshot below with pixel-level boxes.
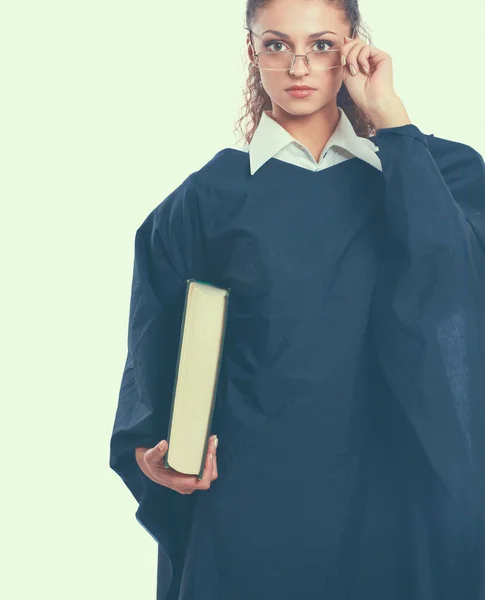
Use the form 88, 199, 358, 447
247, 0, 351, 117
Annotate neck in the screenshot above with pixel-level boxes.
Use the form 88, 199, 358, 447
266, 103, 340, 162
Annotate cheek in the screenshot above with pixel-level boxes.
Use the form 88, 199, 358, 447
259, 72, 285, 92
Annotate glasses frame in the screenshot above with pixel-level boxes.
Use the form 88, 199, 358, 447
245, 26, 355, 72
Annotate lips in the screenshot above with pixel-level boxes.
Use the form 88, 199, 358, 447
286, 87, 317, 98
286, 86, 316, 91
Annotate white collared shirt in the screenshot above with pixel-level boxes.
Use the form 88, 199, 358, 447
235, 106, 382, 175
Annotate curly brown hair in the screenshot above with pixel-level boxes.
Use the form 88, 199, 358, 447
233, 0, 377, 146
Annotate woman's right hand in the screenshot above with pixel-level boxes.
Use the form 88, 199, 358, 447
135, 435, 219, 495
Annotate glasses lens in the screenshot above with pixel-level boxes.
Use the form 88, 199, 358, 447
258, 33, 344, 70
258, 52, 293, 70
307, 48, 341, 70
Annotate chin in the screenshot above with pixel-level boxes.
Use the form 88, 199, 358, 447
276, 96, 329, 116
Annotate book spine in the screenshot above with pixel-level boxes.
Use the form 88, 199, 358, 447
196, 285, 231, 480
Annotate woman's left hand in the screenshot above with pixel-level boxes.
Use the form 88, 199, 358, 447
340, 35, 405, 123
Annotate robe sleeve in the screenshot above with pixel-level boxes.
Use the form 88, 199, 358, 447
370, 123, 485, 523
109, 174, 204, 599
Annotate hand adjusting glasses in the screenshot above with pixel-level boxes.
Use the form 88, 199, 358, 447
246, 27, 351, 72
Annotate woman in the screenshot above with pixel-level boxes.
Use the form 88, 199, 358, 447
110, 0, 485, 598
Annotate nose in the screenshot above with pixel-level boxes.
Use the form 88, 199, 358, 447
289, 54, 311, 76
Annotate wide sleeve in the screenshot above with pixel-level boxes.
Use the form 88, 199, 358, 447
109, 174, 205, 600
369, 124, 485, 524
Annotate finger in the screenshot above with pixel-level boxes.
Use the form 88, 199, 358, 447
366, 47, 391, 74
340, 35, 357, 65
143, 439, 169, 470
355, 45, 372, 75
193, 435, 217, 489
212, 438, 218, 480
341, 35, 361, 56
344, 40, 365, 76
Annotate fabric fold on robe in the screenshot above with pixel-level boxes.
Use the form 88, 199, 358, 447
369, 123, 485, 545
109, 176, 204, 600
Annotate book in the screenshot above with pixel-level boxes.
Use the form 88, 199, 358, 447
163, 278, 231, 480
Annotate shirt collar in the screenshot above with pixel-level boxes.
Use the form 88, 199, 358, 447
248, 106, 381, 175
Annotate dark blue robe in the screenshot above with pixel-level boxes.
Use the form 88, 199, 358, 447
109, 123, 485, 599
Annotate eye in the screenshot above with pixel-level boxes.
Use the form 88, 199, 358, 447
314, 39, 334, 52
263, 40, 288, 53
263, 39, 334, 53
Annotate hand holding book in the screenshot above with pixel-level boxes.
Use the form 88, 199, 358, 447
135, 435, 219, 495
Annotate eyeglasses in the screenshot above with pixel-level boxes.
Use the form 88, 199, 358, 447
245, 27, 352, 72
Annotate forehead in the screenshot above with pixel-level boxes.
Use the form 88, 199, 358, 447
252, 0, 348, 35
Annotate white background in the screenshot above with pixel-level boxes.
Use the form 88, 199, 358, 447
1, 0, 484, 598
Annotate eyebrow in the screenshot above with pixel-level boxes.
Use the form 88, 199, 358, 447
260, 29, 337, 39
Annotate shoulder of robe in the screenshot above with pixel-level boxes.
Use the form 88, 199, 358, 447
191, 148, 250, 191
133, 149, 241, 244
425, 132, 484, 182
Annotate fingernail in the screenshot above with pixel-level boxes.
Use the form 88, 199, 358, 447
159, 440, 166, 451
341, 54, 346, 66
363, 65, 370, 74
209, 453, 213, 460
214, 437, 219, 450
344, 36, 352, 42
350, 64, 357, 76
